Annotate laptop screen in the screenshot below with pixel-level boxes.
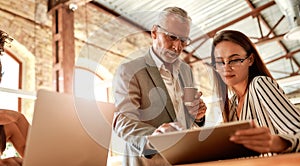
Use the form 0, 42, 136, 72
23, 89, 115, 166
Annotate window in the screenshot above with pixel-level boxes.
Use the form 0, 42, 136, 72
0, 52, 22, 158
0, 52, 21, 111
74, 67, 111, 102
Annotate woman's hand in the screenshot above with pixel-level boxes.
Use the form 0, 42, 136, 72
229, 121, 291, 153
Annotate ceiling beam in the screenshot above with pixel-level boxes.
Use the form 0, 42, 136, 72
64, 0, 92, 6
254, 34, 285, 45
48, 0, 92, 13
187, 0, 277, 63
89, 2, 149, 31
48, 0, 68, 12
187, 1, 276, 65
249, 6, 289, 53
190, 0, 276, 45
265, 48, 300, 64
265, 15, 285, 37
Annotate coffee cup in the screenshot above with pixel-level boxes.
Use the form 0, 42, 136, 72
183, 87, 197, 106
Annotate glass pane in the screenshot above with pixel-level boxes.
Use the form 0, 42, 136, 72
74, 68, 108, 102
0, 53, 19, 111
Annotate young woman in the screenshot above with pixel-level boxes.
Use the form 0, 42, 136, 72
211, 30, 300, 154
0, 30, 29, 166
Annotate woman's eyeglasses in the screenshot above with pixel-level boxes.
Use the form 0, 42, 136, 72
214, 54, 251, 69
156, 25, 191, 46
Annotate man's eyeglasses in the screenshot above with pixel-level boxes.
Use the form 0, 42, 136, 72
214, 54, 251, 69
156, 25, 191, 46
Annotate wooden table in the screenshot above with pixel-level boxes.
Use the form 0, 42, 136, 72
178, 153, 300, 166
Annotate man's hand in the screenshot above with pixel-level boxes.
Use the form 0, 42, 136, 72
184, 91, 206, 121
152, 122, 183, 136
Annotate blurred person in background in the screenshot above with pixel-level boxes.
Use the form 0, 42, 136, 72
0, 29, 30, 166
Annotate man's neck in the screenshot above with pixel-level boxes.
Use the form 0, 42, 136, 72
164, 62, 173, 72
152, 48, 174, 72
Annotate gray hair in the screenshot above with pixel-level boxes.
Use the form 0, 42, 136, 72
157, 7, 191, 27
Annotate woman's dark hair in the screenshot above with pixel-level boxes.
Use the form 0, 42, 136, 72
0, 30, 12, 53
210, 30, 272, 121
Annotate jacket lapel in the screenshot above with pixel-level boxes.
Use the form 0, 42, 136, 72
144, 53, 177, 121
178, 63, 195, 128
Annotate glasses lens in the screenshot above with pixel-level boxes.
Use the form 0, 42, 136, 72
184, 38, 191, 45
157, 25, 190, 45
168, 34, 178, 41
229, 59, 241, 65
214, 58, 248, 70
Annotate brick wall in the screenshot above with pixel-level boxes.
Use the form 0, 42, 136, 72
0, 0, 152, 120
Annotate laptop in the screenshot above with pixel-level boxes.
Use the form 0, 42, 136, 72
147, 120, 260, 165
23, 89, 115, 166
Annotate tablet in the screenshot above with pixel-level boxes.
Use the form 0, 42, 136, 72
147, 120, 260, 165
